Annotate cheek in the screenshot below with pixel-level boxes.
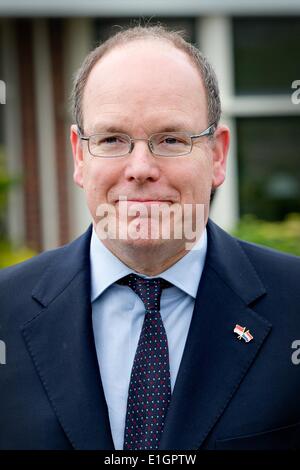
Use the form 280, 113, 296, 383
173, 156, 213, 202
82, 160, 118, 207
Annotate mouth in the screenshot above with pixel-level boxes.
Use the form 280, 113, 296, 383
115, 198, 174, 204
128, 199, 171, 203
116, 199, 174, 209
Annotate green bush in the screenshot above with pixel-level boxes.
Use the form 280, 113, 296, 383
0, 145, 34, 268
0, 240, 36, 269
233, 213, 300, 256
0, 146, 20, 233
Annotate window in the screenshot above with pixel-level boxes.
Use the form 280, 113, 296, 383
233, 17, 300, 95
237, 116, 300, 221
233, 17, 300, 221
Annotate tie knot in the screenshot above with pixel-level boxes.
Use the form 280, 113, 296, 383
117, 274, 171, 311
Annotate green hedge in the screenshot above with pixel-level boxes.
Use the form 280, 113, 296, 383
0, 146, 34, 269
0, 241, 36, 269
233, 213, 300, 257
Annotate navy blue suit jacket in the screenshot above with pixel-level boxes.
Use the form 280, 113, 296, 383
1, 220, 300, 450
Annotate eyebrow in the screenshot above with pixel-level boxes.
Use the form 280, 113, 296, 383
89, 124, 191, 135
155, 126, 189, 133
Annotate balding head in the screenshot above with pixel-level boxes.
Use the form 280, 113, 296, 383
71, 25, 221, 134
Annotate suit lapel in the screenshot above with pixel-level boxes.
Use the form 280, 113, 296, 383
20, 221, 273, 450
21, 227, 114, 450
160, 220, 272, 450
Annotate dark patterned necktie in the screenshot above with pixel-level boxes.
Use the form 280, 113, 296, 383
117, 273, 172, 450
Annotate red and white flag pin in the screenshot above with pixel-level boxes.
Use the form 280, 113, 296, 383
234, 324, 253, 343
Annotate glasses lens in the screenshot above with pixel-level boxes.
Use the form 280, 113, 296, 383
150, 133, 191, 156
89, 133, 130, 157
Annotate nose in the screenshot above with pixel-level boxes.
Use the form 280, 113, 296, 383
124, 140, 161, 184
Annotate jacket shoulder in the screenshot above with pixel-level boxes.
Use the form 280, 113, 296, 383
236, 237, 300, 296
237, 237, 300, 272
0, 247, 61, 286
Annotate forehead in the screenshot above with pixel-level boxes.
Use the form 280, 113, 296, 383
82, 40, 208, 132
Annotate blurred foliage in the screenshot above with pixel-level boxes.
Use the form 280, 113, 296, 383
0, 240, 36, 269
0, 146, 35, 268
0, 145, 20, 235
233, 213, 300, 256
0, 146, 11, 220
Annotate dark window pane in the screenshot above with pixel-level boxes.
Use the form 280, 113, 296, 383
234, 17, 300, 95
237, 117, 300, 220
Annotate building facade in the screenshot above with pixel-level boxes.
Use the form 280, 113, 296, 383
0, 0, 300, 251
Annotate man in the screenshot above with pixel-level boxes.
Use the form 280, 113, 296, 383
1, 25, 300, 451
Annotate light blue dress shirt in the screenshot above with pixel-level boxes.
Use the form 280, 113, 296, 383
90, 229, 207, 450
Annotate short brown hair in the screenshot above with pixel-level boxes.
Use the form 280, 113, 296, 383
71, 25, 221, 133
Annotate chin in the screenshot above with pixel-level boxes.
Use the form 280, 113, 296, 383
117, 232, 168, 250
117, 234, 187, 258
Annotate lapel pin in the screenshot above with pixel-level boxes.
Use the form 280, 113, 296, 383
234, 324, 253, 343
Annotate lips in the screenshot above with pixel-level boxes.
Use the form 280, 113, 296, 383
126, 199, 172, 202
116, 200, 174, 209
115, 198, 174, 203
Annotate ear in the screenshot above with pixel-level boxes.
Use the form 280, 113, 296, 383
211, 124, 230, 189
70, 124, 84, 188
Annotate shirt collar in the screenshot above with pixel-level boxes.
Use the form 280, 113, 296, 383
90, 228, 207, 302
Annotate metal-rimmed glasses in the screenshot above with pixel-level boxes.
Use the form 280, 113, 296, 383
78, 123, 216, 158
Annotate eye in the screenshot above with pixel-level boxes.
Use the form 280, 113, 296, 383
93, 134, 128, 146
164, 136, 180, 145
104, 136, 119, 144
157, 134, 189, 146
102, 135, 126, 144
